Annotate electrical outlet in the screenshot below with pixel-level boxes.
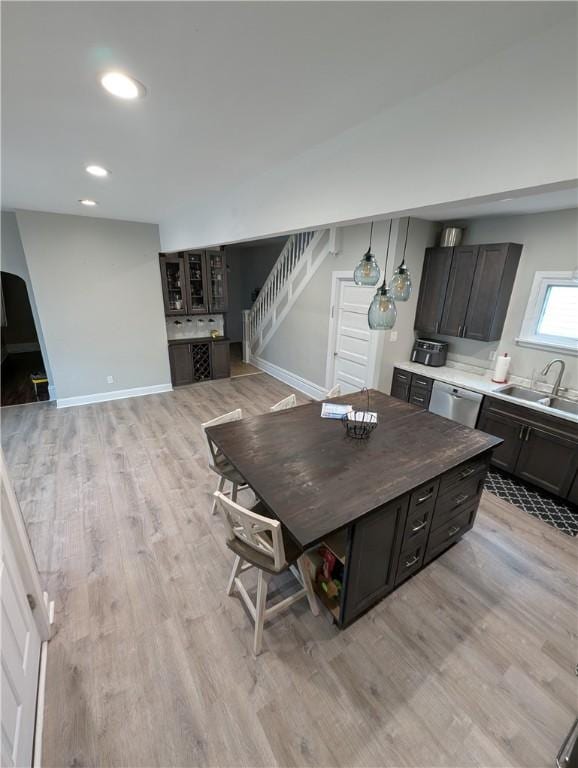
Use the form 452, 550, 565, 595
107, 375, 114, 384
390, 330, 398, 341
488, 351, 496, 361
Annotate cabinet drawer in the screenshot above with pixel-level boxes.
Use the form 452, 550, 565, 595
439, 455, 489, 496
393, 368, 411, 385
411, 374, 433, 391
433, 473, 484, 531
395, 543, 425, 585
409, 384, 431, 409
425, 503, 477, 565
401, 480, 438, 551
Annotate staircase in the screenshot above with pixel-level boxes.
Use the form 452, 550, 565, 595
242, 228, 334, 362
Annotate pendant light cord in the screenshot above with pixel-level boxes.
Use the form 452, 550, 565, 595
381, 219, 393, 289
368, 221, 374, 250
400, 217, 411, 267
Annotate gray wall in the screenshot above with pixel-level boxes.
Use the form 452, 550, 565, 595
1, 211, 53, 386
260, 218, 437, 391
15, 210, 170, 401
437, 208, 578, 387
225, 240, 286, 342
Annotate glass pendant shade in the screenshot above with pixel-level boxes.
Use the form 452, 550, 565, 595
354, 251, 381, 286
389, 264, 412, 301
368, 286, 397, 330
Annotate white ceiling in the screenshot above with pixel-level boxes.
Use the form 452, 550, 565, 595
2, 2, 574, 225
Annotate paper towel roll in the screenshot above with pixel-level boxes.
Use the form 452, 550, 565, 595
492, 353, 511, 383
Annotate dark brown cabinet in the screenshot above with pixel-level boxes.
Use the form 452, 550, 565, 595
391, 368, 433, 409
478, 397, 578, 499
159, 251, 228, 315
168, 339, 230, 387
342, 496, 408, 625
415, 243, 522, 341
414, 247, 453, 335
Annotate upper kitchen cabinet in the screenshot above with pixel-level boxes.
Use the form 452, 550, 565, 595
413, 247, 453, 335
415, 243, 522, 342
160, 253, 188, 315
206, 251, 228, 312
159, 250, 228, 315
183, 251, 209, 314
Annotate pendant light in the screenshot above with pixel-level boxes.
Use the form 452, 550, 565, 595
368, 220, 397, 331
389, 217, 412, 301
353, 222, 380, 286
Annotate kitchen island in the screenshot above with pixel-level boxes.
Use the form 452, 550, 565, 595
207, 390, 502, 626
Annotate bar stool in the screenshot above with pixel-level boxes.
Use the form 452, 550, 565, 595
202, 409, 248, 516
270, 394, 297, 412
214, 491, 319, 655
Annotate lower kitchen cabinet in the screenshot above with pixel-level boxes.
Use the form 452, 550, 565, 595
478, 397, 578, 499
391, 367, 433, 409
168, 339, 230, 386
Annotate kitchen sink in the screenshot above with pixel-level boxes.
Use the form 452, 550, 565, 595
549, 397, 578, 415
497, 385, 548, 403
498, 385, 578, 416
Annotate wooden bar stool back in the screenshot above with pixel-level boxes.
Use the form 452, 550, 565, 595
214, 491, 319, 655
270, 394, 297, 412
202, 409, 247, 515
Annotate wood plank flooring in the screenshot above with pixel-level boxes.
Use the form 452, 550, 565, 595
2, 374, 577, 768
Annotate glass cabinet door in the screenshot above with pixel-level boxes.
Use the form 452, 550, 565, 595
184, 251, 208, 314
207, 251, 227, 312
161, 254, 187, 315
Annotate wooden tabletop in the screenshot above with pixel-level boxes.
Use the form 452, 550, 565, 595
206, 390, 501, 549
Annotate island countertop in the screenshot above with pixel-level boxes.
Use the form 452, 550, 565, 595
206, 389, 501, 549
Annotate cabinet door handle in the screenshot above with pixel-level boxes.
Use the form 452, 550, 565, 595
448, 525, 461, 537
397, 373, 409, 381
518, 425, 525, 440
416, 491, 433, 505
412, 519, 427, 533
462, 325, 467, 337
454, 493, 469, 505
525, 427, 531, 442
435, 321, 440, 333
415, 378, 428, 386
404, 555, 420, 568
413, 396, 425, 404
458, 467, 475, 480
458, 325, 462, 336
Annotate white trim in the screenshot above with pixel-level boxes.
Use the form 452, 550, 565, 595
252, 356, 326, 400
518, 269, 578, 353
324, 271, 380, 391
56, 382, 172, 409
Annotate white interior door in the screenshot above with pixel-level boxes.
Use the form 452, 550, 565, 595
1, 511, 42, 768
329, 278, 379, 394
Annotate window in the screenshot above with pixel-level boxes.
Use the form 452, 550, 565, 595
518, 271, 578, 354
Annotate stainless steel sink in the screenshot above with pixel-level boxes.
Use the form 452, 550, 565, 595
549, 397, 578, 415
497, 385, 548, 403
498, 385, 578, 416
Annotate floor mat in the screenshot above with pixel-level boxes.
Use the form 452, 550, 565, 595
485, 469, 578, 537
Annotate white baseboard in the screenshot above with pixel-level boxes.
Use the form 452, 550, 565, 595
252, 356, 326, 400
56, 383, 172, 409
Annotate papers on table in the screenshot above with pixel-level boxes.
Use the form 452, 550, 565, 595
321, 403, 353, 419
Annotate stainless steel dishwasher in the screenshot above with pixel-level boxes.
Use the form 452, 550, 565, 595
428, 380, 483, 428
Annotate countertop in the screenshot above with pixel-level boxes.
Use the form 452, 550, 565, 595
207, 390, 501, 548
395, 361, 578, 424
167, 335, 229, 344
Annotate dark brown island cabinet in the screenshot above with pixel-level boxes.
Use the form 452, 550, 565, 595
168, 339, 230, 387
414, 243, 522, 340
478, 397, 578, 501
159, 250, 228, 315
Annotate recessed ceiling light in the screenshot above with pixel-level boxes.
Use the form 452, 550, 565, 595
79, 199, 98, 206
101, 71, 146, 100
500, 197, 514, 202
86, 164, 110, 177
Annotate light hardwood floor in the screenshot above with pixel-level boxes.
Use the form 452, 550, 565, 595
2, 374, 577, 768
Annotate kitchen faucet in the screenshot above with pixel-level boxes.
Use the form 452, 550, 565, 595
541, 359, 566, 396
